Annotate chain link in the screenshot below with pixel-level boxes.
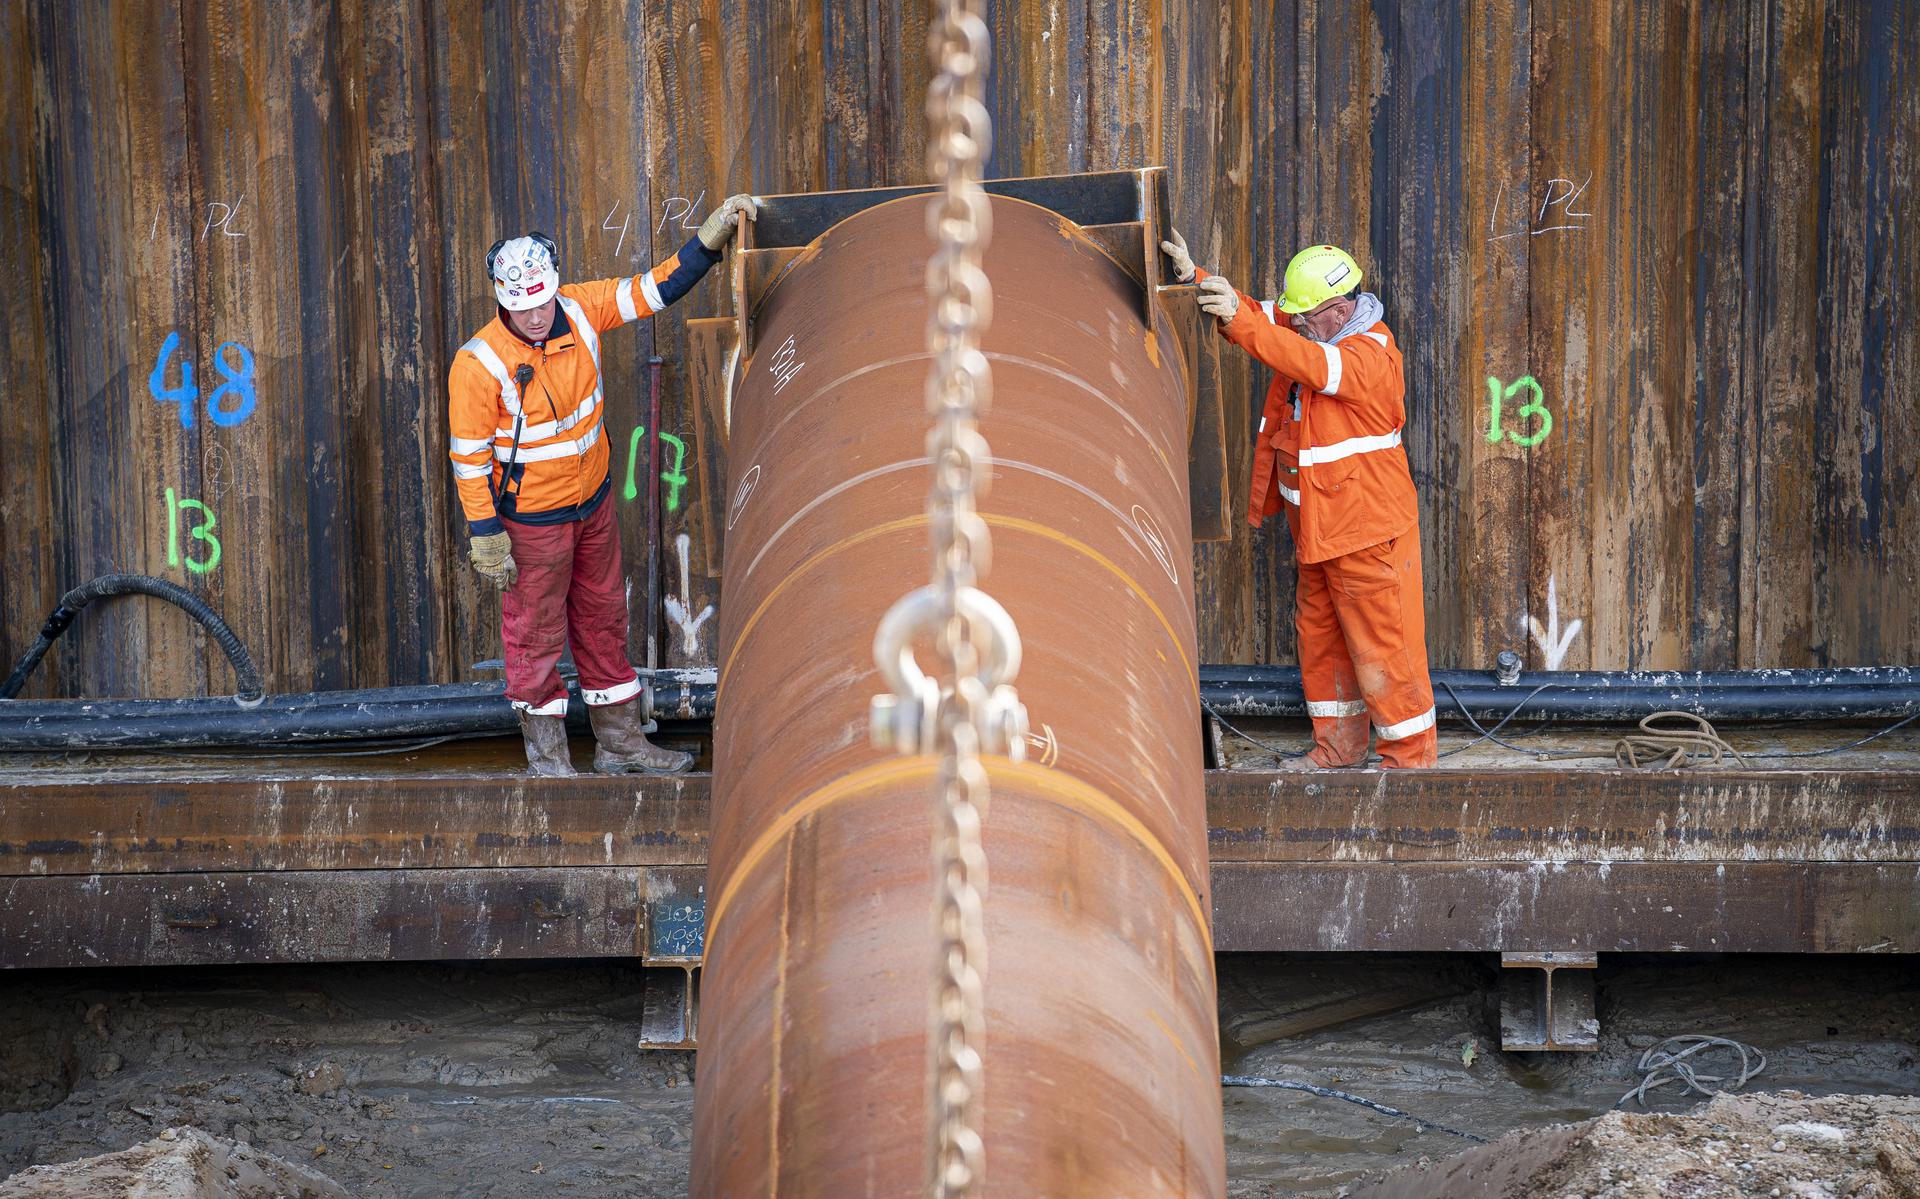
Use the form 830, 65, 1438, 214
925, 7, 995, 1195
865, 3, 1018, 1196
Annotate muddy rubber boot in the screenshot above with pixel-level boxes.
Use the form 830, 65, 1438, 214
517, 711, 579, 778
587, 700, 693, 775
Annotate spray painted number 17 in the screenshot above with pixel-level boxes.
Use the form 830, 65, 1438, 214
1485, 375, 1552, 448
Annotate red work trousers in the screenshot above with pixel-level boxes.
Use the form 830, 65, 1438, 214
499, 498, 641, 715
1294, 527, 1437, 768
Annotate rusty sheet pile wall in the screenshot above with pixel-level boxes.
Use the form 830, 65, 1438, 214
2, 1, 1914, 699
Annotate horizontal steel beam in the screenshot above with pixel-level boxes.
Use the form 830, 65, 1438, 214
4, 857, 1913, 969
1, 868, 649, 967
5, 767, 1914, 968
6, 769, 1917, 876
1209, 861, 1920, 954
744, 169, 1152, 248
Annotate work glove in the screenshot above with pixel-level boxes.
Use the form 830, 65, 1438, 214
697, 193, 760, 251
1196, 275, 1240, 321
1159, 229, 1197, 282
469, 531, 518, 590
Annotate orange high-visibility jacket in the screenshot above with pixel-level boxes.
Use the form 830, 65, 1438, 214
448, 235, 721, 535
1196, 268, 1418, 563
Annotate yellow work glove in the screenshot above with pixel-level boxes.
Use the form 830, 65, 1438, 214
469, 532, 518, 590
1197, 275, 1240, 321
1159, 229, 1197, 282
697, 193, 760, 251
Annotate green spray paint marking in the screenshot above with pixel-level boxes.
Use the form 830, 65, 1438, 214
621, 426, 693, 511
658, 433, 687, 513
624, 425, 647, 501
164, 486, 222, 573
1485, 375, 1552, 447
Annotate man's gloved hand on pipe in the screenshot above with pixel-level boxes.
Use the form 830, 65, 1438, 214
1159, 228, 1197, 283
1197, 275, 1240, 321
698, 193, 761, 251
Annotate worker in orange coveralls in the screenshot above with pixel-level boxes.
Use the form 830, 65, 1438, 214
448, 195, 756, 777
1161, 231, 1436, 769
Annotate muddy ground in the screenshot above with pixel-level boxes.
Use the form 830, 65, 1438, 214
1, 954, 1914, 1196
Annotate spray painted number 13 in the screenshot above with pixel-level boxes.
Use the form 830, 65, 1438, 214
163, 487, 222, 573
1485, 375, 1552, 447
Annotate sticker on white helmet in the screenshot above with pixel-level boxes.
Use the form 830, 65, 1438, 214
506, 266, 522, 280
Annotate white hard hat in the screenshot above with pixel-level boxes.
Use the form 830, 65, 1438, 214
488, 233, 560, 311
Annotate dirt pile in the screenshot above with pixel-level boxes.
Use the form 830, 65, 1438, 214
0, 1126, 348, 1199
1350, 1091, 1920, 1198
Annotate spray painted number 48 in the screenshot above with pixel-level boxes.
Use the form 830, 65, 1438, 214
1485, 375, 1552, 448
148, 331, 258, 428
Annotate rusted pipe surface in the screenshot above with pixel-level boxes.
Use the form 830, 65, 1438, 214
694, 194, 1223, 1196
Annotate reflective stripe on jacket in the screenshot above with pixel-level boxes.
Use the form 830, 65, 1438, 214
1196, 267, 1418, 563
448, 235, 720, 534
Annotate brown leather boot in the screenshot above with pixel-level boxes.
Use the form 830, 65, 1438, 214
587, 700, 693, 775
517, 710, 578, 778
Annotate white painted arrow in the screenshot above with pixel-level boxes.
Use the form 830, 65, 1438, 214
664, 533, 715, 656
1523, 575, 1583, 670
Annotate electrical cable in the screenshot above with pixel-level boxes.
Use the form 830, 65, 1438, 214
147, 734, 472, 760
1209, 684, 1563, 764
1743, 710, 1920, 758
1538, 709, 1920, 769
1202, 700, 1314, 759
1616, 1035, 1767, 1109
1, 574, 264, 706
1435, 679, 1560, 758
1221, 1075, 1488, 1143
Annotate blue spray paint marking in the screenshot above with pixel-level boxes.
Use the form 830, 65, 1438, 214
207, 342, 257, 427
149, 332, 196, 427
148, 332, 259, 428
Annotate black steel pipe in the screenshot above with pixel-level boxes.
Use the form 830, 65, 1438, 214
0, 671, 717, 750
1201, 665, 1920, 722
2, 666, 1914, 752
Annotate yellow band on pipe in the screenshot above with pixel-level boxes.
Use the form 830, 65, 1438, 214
702, 756, 1213, 964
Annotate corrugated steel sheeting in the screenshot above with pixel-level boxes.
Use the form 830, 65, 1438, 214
1, 0, 1913, 698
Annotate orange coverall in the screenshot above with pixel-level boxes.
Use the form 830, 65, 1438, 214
1198, 269, 1437, 768
446, 236, 721, 714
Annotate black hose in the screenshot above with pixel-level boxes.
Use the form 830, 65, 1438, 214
0, 674, 718, 751
0, 574, 264, 706
4, 656, 1917, 752
1200, 665, 1920, 722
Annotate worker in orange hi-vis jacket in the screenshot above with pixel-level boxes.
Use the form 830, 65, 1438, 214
1161, 231, 1437, 769
448, 194, 757, 778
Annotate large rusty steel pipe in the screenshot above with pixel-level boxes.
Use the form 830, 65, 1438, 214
695, 194, 1225, 1197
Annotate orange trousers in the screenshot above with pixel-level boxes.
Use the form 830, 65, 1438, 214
1294, 528, 1437, 768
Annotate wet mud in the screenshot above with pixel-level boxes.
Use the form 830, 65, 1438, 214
1, 955, 1914, 1195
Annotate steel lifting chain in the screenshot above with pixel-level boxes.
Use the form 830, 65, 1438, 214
868, 2, 1028, 1196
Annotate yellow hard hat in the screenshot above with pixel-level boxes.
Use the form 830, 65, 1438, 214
1277, 244, 1363, 314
